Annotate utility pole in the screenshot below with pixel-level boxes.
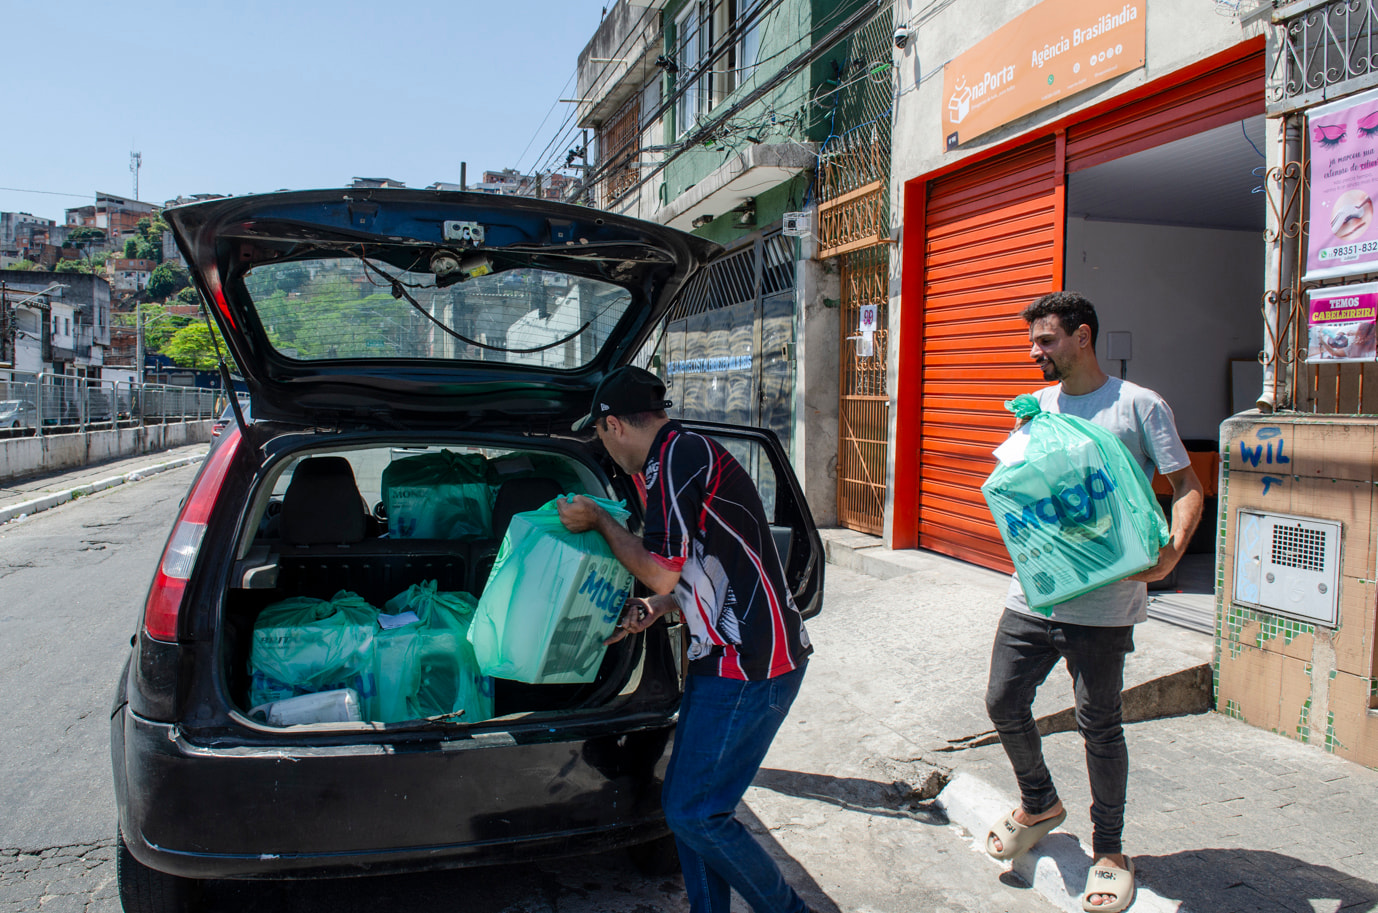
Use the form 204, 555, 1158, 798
1, 281, 65, 372
130, 151, 142, 201
135, 300, 143, 384
1, 283, 11, 368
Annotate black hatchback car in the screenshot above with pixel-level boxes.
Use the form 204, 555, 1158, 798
110, 189, 824, 912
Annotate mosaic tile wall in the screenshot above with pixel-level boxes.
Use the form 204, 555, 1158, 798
1214, 416, 1378, 768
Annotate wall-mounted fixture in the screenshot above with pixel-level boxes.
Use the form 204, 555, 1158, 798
1233, 510, 1341, 627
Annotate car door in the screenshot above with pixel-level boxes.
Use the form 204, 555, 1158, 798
677, 420, 824, 619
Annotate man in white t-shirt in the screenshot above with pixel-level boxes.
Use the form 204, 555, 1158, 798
983, 292, 1203, 913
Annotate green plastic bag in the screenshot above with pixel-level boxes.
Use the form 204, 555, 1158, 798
383, 581, 494, 723
248, 590, 378, 711
372, 610, 424, 724
382, 450, 492, 540
469, 495, 634, 684
981, 395, 1170, 614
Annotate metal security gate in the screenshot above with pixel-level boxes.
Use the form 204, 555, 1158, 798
836, 245, 890, 534
817, 6, 894, 535
656, 232, 796, 451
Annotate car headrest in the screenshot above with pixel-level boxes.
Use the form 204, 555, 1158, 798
281, 457, 367, 546
492, 476, 563, 540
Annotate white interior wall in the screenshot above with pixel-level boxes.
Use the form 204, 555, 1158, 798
1064, 215, 1262, 441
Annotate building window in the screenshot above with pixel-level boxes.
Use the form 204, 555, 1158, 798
674, 0, 761, 140
675, 3, 704, 136
599, 93, 643, 206
737, 0, 765, 78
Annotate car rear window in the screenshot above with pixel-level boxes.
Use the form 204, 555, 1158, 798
242, 257, 633, 369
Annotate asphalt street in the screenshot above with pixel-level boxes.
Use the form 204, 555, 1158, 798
0, 459, 1060, 913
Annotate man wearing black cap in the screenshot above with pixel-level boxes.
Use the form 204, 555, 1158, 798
558, 365, 814, 913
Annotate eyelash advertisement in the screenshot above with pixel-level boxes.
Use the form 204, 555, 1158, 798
1306, 86, 1378, 281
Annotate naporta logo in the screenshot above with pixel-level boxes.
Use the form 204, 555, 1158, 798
948, 78, 972, 125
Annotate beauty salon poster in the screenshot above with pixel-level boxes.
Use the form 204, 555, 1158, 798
1307, 87, 1378, 280
1306, 283, 1378, 363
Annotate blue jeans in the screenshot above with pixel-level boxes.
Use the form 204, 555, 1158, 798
663, 662, 809, 913
985, 610, 1134, 856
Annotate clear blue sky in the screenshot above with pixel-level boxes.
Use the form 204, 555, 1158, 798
1, 1, 609, 224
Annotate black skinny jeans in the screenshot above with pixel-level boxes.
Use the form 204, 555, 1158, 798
985, 609, 1135, 857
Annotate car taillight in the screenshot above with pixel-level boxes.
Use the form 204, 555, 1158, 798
143, 427, 241, 641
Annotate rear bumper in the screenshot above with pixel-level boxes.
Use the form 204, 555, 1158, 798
114, 708, 675, 879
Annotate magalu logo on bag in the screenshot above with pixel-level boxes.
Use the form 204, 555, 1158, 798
577, 566, 632, 625
1002, 468, 1118, 541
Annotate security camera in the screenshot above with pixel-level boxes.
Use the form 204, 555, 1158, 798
893, 24, 910, 49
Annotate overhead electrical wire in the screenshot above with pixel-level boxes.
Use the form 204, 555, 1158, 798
530, 0, 798, 187
517, 0, 665, 177
569, 0, 884, 205
542, 0, 795, 194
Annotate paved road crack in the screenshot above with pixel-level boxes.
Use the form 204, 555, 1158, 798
0, 561, 37, 579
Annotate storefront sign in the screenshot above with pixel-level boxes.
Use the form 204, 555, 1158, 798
942, 0, 1145, 149
1305, 87, 1378, 280
1306, 283, 1378, 363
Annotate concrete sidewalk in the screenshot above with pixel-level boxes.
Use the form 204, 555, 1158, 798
809, 529, 1378, 913
0, 441, 209, 525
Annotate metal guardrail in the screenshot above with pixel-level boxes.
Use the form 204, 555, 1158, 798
0, 373, 218, 438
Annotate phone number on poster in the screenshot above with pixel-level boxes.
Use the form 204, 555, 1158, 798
1320, 240, 1378, 261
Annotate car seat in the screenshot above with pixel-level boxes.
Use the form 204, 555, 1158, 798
280, 457, 369, 546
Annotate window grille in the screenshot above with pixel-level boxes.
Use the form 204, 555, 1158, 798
599, 94, 641, 207
1268, 0, 1378, 114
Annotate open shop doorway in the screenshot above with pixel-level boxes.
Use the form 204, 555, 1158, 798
1063, 115, 1266, 632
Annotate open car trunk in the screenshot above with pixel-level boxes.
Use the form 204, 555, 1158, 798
215, 429, 676, 732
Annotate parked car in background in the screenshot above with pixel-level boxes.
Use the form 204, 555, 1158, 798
209, 396, 251, 445
0, 399, 37, 428
111, 189, 825, 913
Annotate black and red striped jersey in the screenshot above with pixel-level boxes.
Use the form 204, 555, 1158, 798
640, 421, 812, 681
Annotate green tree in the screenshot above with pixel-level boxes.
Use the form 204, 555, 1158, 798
54, 258, 96, 274
67, 227, 106, 244
164, 321, 234, 371
124, 238, 139, 259
138, 303, 191, 354
175, 286, 202, 306
147, 261, 190, 300
134, 216, 168, 263
4, 259, 35, 270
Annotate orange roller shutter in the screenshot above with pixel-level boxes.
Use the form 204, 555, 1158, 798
915, 138, 1060, 571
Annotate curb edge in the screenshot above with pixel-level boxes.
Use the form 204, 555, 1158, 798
0, 455, 204, 526
934, 771, 1184, 913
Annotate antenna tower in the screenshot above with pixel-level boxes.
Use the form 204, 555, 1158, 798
130, 151, 142, 200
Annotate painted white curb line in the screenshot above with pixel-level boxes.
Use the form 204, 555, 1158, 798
0, 455, 204, 526
935, 771, 1184, 913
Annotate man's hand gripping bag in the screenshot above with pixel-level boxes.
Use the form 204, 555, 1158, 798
981, 395, 1170, 613
468, 495, 634, 684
